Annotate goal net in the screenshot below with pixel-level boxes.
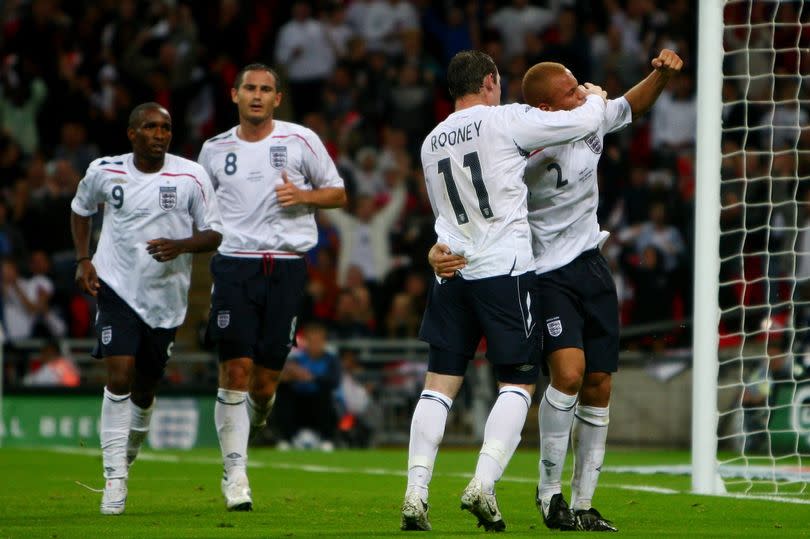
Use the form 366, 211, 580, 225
693, 0, 810, 496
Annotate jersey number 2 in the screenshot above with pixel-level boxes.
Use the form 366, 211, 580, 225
437, 152, 492, 225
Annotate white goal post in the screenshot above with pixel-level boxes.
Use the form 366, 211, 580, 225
693, 0, 810, 496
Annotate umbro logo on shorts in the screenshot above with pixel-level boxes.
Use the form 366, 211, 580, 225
217, 310, 231, 328
516, 364, 534, 372
546, 317, 563, 337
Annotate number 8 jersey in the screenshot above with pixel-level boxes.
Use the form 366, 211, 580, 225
197, 121, 344, 257
71, 153, 222, 328
420, 96, 607, 279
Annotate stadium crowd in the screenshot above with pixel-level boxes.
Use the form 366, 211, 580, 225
0, 0, 807, 357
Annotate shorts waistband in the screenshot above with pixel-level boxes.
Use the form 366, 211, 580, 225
577, 248, 601, 260
222, 250, 304, 260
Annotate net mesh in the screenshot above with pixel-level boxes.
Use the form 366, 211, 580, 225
716, 0, 810, 494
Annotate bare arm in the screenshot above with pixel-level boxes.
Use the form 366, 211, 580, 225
71, 211, 100, 296
275, 171, 347, 209
624, 49, 684, 118
146, 228, 222, 263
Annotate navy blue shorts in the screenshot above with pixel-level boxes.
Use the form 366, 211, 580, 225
419, 272, 540, 383
535, 249, 619, 374
207, 254, 307, 370
92, 281, 177, 381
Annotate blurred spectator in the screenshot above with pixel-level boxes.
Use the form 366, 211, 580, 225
2, 260, 65, 341
349, 0, 419, 56
383, 291, 420, 338
619, 200, 686, 273
275, 1, 336, 117
324, 173, 406, 287
0, 64, 48, 155
742, 320, 794, 452
272, 322, 341, 451
625, 245, 677, 325
27, 249, 67, 338
335, 346, 377, 447
330, 287, 375, 339
758, 78, 808, 151
0, 200, 27, 264
22, 338, 80, 387
486, 0, 557, 60
650, 72, 696, 158
53, 121, 99, 174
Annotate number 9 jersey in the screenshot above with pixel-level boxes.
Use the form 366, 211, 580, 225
70, 153, 223, 328
420, 96, 607, 280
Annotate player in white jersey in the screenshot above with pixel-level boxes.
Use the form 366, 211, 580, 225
401, 50, 608, 533
431, 50, 684, 532
70, 102, 223, 515
198, 63, 346, 511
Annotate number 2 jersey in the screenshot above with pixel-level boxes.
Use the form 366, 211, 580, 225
420, 95, 607, 279
70, 153, 223, 328
526, 97, 632, 274
197, 121, 345, 258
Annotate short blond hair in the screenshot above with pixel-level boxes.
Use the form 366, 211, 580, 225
522, 62, 569, 106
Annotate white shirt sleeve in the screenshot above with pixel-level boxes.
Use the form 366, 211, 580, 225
197, 144, 218, 190
301, 132, 345, 189
509, 95, 606, 152
70, 164, 104, 216
189, 168, 223, 234
603, 97, 633, 134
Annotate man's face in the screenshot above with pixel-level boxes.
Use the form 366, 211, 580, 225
543, 71, 586, 112
232, 70, 282, 125
128, 107, 172, 160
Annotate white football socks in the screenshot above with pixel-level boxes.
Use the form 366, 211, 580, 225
406, 390, 453, 503
101, 387, 131, 480
537, 385, 577, 501
475, 386, 531, 494
127, 398, 154, 466
247, 393, 274, 429
215, 388, 249, 478
571, 405, 609, 511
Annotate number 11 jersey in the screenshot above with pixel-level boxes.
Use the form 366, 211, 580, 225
420, 96, 607, 280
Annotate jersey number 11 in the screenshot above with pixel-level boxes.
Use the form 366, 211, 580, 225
437, 151, 492, 225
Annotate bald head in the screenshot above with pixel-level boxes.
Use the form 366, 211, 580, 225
522, 62, 569, 107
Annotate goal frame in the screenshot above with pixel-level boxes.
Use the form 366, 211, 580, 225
691, 0, 724, 495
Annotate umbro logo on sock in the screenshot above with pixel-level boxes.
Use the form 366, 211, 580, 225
541, 459, 556, 468
226, 452, 242, 459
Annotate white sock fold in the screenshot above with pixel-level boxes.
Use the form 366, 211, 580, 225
247, 393, 274, 428
406, 390, 453, 502
215, 388, 249, 477
571, 405, 609, 511
127, 398, 155, 465
537, 385, 578, 501
475, 386, 531, 493
101, 387, 131, 480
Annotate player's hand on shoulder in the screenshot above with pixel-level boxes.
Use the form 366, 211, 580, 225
146, 238, 185, 262
275, 170, 307, 208
651, 49, 683, 75
75, 259, 100, 296
583, 83, 607, 102
428, 243, 466, 279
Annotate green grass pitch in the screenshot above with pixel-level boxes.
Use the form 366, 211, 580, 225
0, 447, 807, 538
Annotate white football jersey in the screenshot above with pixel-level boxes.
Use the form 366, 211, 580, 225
198, 121, 344, 257
71, 153, 223, 328
420, 95, 607, 279
526, 97, 632, 274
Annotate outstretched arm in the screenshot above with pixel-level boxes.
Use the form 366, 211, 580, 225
624, 49, 683, 118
